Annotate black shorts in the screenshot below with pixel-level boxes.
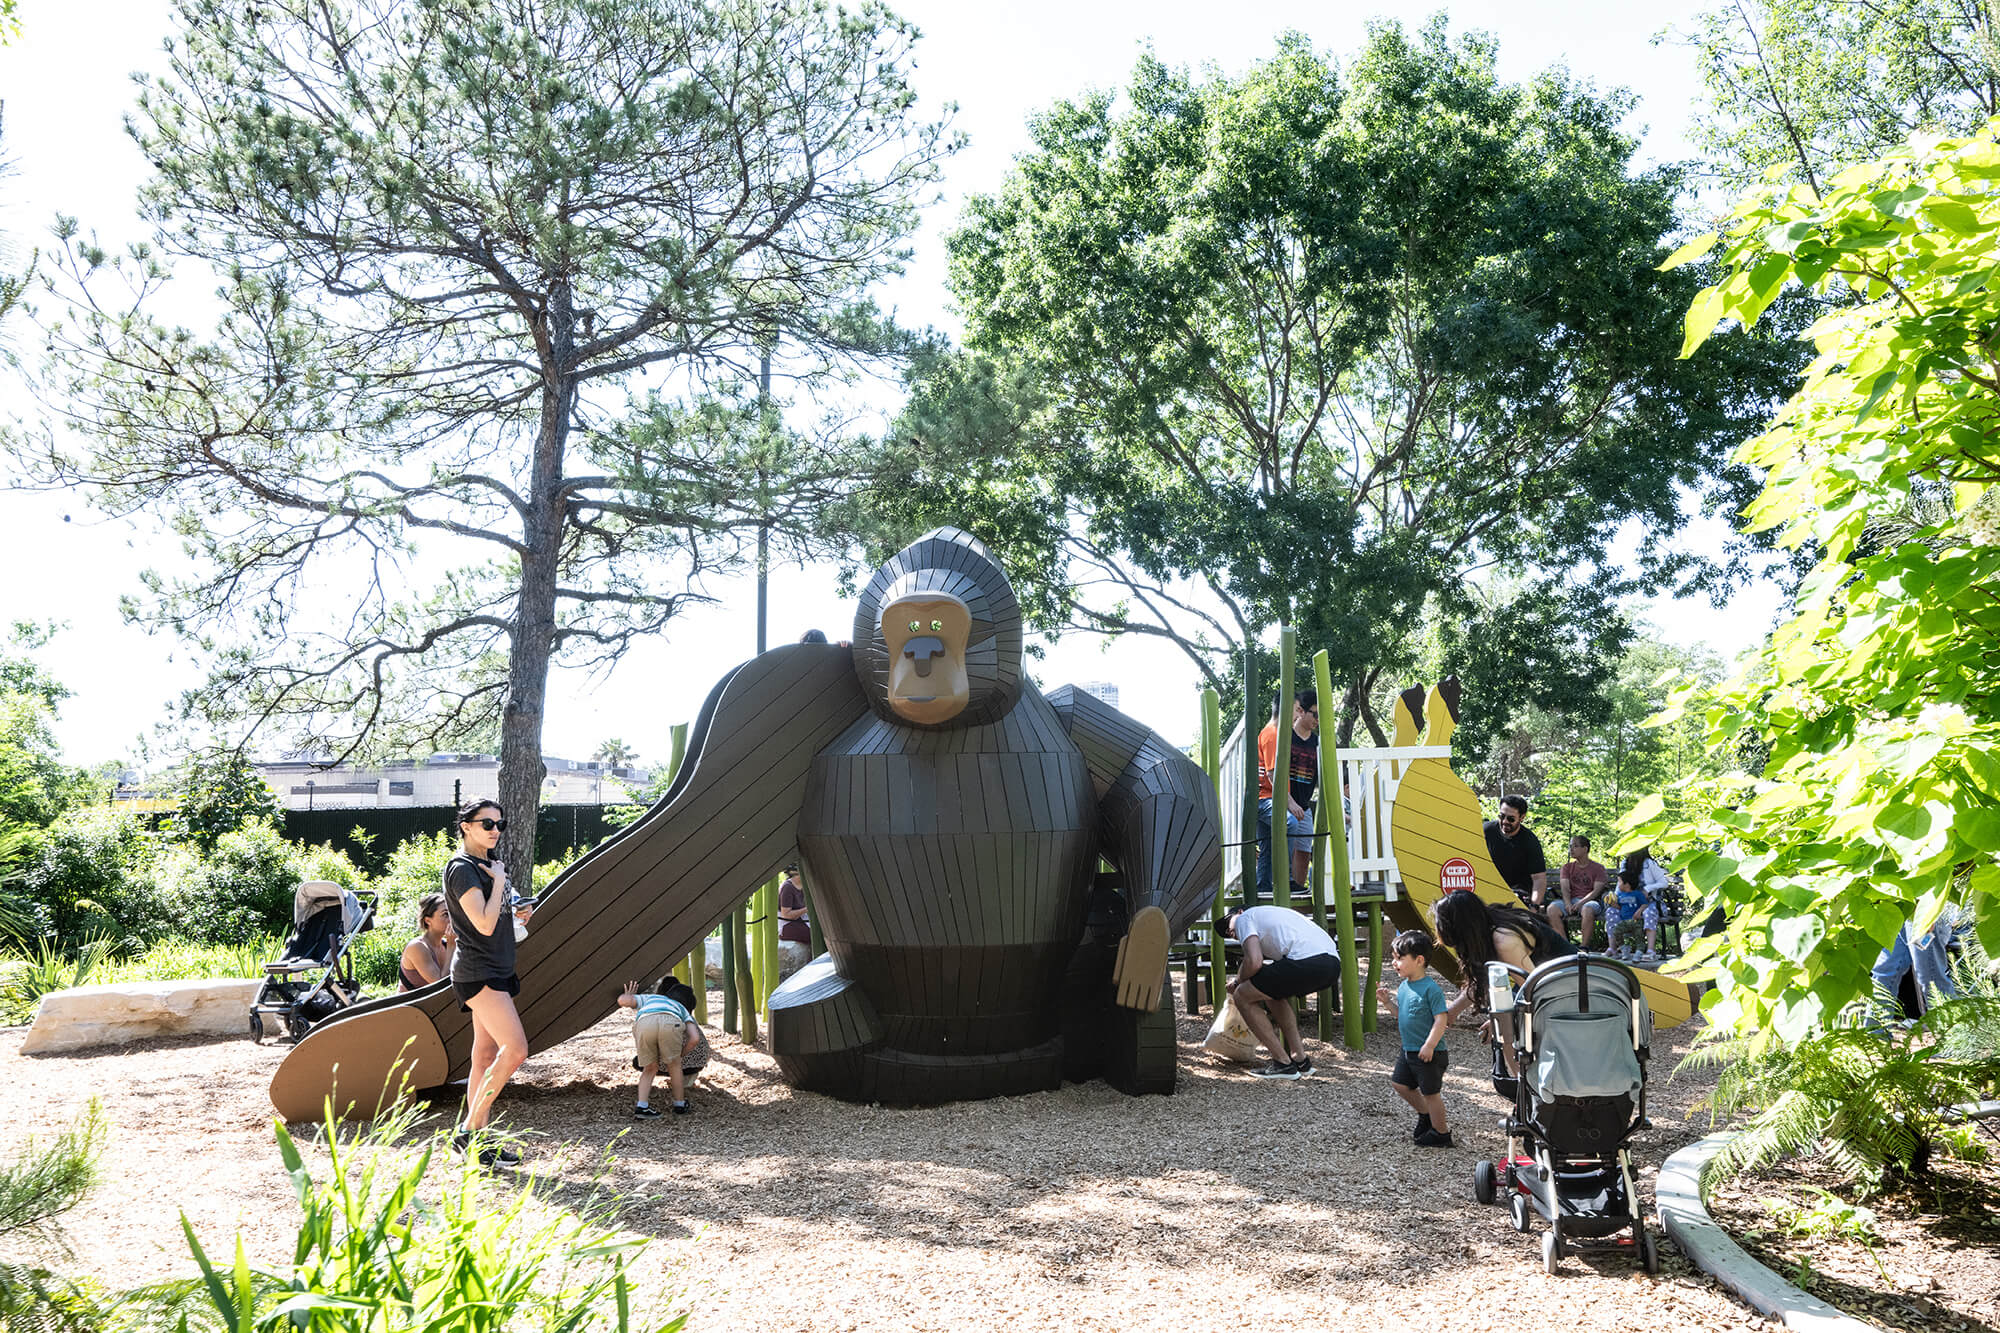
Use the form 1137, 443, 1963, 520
453, 974, 521, 1011
1250, 952, 1341, 1001
1392, 1046, 1449, 1095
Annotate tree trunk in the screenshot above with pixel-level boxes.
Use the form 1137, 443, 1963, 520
497, 280, 575, 894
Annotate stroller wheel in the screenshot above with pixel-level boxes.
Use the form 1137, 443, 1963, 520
249, 1012, 264, 1041
1542, 1227, 1562, 1275
1473, 1160, 1498, 1206
1639, 1228, 1659, 1275
1509, 1193, 1531, 1233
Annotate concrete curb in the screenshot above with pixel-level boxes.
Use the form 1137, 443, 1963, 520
1656, 1134, 1883, 1333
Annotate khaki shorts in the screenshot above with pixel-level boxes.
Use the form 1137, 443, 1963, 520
634, 1012, 691, 1069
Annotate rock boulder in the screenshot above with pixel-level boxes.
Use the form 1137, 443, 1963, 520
20, 979, 263, 1054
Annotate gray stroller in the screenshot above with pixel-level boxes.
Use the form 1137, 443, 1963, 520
1471, 954, 1658, 1275
250, 880, 375, 1042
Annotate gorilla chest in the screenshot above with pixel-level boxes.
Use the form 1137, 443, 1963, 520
796, 702, 1098, 952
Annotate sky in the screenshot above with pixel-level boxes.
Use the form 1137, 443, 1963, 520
0, 0, 1787, 769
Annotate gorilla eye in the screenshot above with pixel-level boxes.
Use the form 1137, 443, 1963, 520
907, 619, 920, 633
930, 619, 942, 632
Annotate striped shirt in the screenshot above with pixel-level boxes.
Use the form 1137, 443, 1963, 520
635, 993, 694, 1026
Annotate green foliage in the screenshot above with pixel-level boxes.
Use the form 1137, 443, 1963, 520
166, 752, 280, 853
879, 19, 1802, 746
153, 819, 301, 947
24, 0, 953, 881
1762, 1187, 1881, 1243
1686, 996, 2000, 1193
15, 807, 164, 947
0, 1099, 104, 1240
0, 938, 117, 1026
1674, 0, 2000, 192
165, 1111, 683, 1333
373, 830, 458, 942
93, 936, 279, 985
1483, 632, 1726, 842
0, 625, 91, 831
1637, 121, 2000, 1039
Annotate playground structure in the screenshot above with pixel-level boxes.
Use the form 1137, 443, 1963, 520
267, 532, 1693, 1123
1209, 666, 1697, 1037
271, 528, 1220, 1121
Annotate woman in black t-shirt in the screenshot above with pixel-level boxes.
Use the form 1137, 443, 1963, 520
442, 799, 535, 1160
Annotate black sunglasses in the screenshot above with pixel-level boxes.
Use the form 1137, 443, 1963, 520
466, 817, 508, 832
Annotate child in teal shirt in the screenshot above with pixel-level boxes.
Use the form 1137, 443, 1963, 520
1376, 929, 1453, 1147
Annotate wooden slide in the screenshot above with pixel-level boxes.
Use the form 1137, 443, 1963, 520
268, 642, 870, 1122
1383, 681, 1695, 1028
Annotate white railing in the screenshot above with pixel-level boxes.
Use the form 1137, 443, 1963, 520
1215, 720, 1451, 902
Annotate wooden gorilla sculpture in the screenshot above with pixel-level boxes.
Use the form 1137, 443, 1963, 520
270, 528, 1221, 1119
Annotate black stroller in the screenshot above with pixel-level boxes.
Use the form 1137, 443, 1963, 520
250, 880, 376, 1043
1471, 955, 1658, 1275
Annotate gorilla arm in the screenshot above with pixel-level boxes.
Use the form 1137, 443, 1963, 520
1046, 685, 1224, 1012
268, 643, 867, 1122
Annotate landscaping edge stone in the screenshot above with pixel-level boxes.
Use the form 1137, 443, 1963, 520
1655, 1133, 1883, 1333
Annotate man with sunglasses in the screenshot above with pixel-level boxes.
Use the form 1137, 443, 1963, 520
1482, 794, 1548, 911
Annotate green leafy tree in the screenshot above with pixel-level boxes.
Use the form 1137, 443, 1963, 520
1671, 0, 2000, 193
877, 21, 1801, 745
1634, 120, 2000, 1043
166, 752, 280, 853
591, 737, 637, 769
21, 0, 952, 883
0, 625, 90, 831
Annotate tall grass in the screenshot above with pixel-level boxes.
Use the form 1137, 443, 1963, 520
0, 936, 281, 1025
157, 1105, 687, 1333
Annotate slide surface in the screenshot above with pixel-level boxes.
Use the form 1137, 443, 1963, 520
270, 643, 868, 1121
1384, 685, 1695, 1029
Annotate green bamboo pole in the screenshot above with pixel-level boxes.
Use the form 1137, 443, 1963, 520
1240, 647, 1259, 909
1309, 650, 1335, 1041
759, 875, 780, 1015
735, 898, 757, 1045
1315, 652, 1362, 1050
721, 912, 739, 1034
661, 721, 707, 1024
1201, 688, 1224, 1014
1272, 626, 1294, 913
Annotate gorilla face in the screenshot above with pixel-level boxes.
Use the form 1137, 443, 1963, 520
853, 527, 1025, 730
880, 591, 972, 725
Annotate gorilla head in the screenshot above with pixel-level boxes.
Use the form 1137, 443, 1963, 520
852, 527, 1024, 729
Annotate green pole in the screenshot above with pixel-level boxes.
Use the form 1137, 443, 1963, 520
659, 720, 707, 1026
1201, 687, 1224, 1014
721, 911, 739, 1034
760, 876, 780, 1015
1314, 650, 1362, 1050
1309, 651, 1335, 1041
735, 898, 758, 1045
1273, 626, 1294, 914
1241, 645, 1259, 909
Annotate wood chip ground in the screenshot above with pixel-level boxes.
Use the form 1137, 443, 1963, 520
0, 986, 1782, 1331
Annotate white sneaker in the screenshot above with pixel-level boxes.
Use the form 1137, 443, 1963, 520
1639, 951, 1659, 963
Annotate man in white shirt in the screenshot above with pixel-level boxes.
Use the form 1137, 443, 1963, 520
1218, 905, 1341, 1080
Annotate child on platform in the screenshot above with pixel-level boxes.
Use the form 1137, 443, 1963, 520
1377, 929, 1453, 1148
616, 976, 707, 1117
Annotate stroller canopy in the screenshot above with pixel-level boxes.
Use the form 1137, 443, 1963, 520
1521, 956, 1651, 1101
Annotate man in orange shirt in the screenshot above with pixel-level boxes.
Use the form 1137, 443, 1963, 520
1254, 689, 1319, 904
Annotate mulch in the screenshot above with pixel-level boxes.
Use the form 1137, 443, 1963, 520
1706, 1149, 2000, 1333
0, 986, 1785, 1332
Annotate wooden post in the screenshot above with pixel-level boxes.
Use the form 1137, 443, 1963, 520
1316, 654, 1362, 1051
1201, 688, 1224, 1015
1272, 627, 1294, 912
721, 911, 739, 1033
1240, 646, 1259, 909
1309, 649, 1335, 1042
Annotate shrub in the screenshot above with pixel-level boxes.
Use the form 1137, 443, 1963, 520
170, 1111, 685, 1333
0, 938, 117, 1026
95, 936, 279, 984
19, 807, 165, 946
153, 818, 298, 947
0, 1100, 110, 1333
374, 830, 457, 941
